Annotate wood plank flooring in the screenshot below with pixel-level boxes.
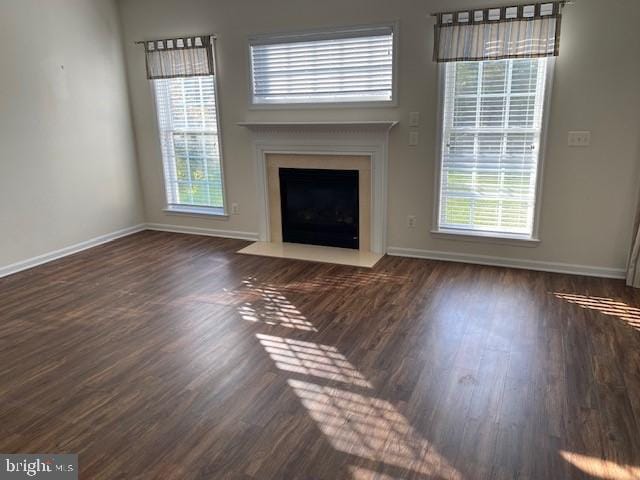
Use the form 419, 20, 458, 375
1, 231, 640, 479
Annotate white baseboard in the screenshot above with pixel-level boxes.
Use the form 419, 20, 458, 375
0, 224, 146, 279
1, 225, 625, 281
386, 246, 626, 279
145, 223, 260, 242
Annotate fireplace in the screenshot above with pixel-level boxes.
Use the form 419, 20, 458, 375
237, 122, 396, 266
279, 168, 359, 249
239, 121, 398, 258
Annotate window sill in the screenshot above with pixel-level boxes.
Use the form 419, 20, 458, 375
163, 206, 228, 218
431, 228, 540, 247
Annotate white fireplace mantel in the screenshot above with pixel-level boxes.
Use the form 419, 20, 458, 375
239, 120, 398, 255
238, 121, 398, 131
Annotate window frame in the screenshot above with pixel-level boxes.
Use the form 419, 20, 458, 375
432, 57, 555, 245
150, 41, 228, 217
246, 21, 399, 109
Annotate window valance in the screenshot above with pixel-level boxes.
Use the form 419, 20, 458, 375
433, 2, 565, 63
142, 35, 214, 80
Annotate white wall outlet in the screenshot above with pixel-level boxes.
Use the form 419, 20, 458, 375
409, 131, 419, 146
231, 203, 239, 214
407, 215, 417, 228
409, 112, 420, 127
568, 131, 591, 147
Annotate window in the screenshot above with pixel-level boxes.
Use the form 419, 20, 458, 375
437, 58, 550, 239
153, 75, 225, 214
249, 24, 395, 105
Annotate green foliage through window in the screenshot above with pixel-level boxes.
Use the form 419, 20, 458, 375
154, 76, 224, 210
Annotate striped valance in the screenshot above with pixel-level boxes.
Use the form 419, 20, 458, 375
433, 2, 565, 63
142, 36, 214, 80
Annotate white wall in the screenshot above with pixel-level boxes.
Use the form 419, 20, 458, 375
0, 0, 144, 269
118, 0, 640, 274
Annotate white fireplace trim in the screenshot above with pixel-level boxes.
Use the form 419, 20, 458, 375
239, 121, 398, 254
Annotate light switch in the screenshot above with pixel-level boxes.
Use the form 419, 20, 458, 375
409, 112, 420, 127
409, 131, 419, 146
568, 131, 591, 147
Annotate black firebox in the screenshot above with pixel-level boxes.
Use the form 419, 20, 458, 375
279, 168, 359, 249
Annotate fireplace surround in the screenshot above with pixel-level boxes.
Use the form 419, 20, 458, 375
238, 121, 397, 266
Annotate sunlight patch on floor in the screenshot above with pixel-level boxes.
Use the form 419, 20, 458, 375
238, 278, 317, 331
272, 271, 409, 294
288, 379, 461, 479
348, 466, 397, 479
257, 334, 371, 388
250, 272, 462, 478
560, 451, 640, 479
553, 292, 640, 331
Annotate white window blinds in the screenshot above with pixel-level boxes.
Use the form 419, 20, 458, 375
153, 76, 224, 211
249, 25, 395, 105
439, 58, 548, 236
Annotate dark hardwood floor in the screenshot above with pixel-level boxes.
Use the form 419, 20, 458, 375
1, 231, 640, 479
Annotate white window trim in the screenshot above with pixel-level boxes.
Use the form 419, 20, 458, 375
246, 21, 399, 109
432, 57, 556, 245
163, 205, 228, 218
151, 40, 229, 216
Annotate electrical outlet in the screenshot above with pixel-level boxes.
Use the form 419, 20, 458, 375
409, 131, 419, 146
568, 131, 591, 147
409, 112, 420, 127
231, 203, 240, 214
407, 215, 417, 228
